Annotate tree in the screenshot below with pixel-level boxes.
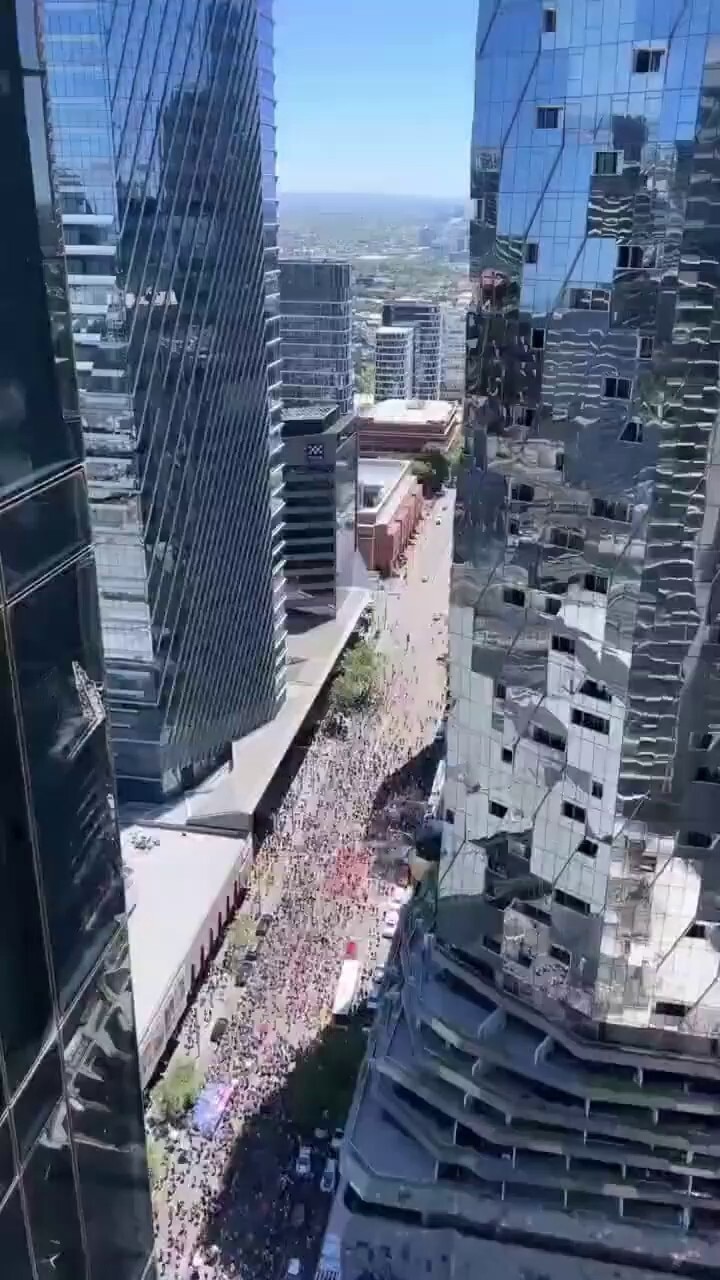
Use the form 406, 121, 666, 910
413, 447, 449, 495
329, 639, 383, 713
146, 1137, 166, 1188
151, 1059, 202, 1122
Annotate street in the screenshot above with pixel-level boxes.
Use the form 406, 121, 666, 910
151, 494, 453, 1279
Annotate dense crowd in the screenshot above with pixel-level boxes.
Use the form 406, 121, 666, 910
152, 533, 447, 1280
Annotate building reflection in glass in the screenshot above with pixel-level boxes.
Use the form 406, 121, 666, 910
0, 3, 155, 1276
42, 0, 284, 800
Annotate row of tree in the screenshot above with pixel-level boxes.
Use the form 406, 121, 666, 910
329, 638, 384, 713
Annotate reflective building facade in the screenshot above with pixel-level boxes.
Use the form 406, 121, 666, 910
381, 298, 442, 399
0, 4, 155, 1276
279, 259, 354, 415
339, 2, 720, 1274
42, 0, 285, 799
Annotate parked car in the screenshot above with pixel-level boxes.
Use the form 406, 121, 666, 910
287, 1260, 301, 1278
366, 993, 380, 1013
330, 1127, 344, 1152
255, 914, 273, 937
320, 1157, 337, 1194
382, 909, 400, 940
294, 1146, 312, 1178
210, 1017, 228, 1044
372, 965, 385, 986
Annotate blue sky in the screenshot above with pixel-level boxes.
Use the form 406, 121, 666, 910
273, 0, 477, 198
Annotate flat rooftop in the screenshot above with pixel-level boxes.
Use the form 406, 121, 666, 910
375, 325, 414, 337
361, 398, 458, 425
121, 585, 371, 836
122, 823, 251, 1046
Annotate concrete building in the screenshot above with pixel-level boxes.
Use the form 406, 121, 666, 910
356, 398, 461, 458
281, 404, 362, 618
382, 299, 442, 399
280, 259, 353, 415
374, 325, 414, 400
357, 459, 423, 575
338, 1, 720, 1275
440, 304, 466, 399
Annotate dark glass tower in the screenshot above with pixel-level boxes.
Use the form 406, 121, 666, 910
280, 259, 354, 415
338, 3, 720, 1275
42, 0, 285, 800
0, 5, 155, 1277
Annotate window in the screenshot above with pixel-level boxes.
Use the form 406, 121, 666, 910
503, 586, 526, 608
524, 242, 539, 265
555, 450, 565, 471
591, 497, 631, 523
696, 766, 720, 784
554, 888, 590, 915
577, 837, 598, 859
653, 999, 688, 1018
692, 731, 714, 750
562, 800, 586, 824
638, 335, 654, 360
594, 151, 619, 176
620, 420, 643, 443
684, 830, 713, 849
532, 725, 566, 753
537, 106, 561, 129
550, 526, 584, 552
591, 779, 604, 799
617, 245, 644, 269
490, 800, 508, 818
580, 678, 611, 704
583, 571, 608, 595
572, 708, 610, 735
482, 935, 502, 955
550, 943, 570, 965
542, 6, 556, 32
531, 328, 545, 350
568, 287, 610, 311
510, 482, 534, 502
603, 376, 632, 400
552, 633, 575, 655
687, 922, 707, 940
634, 48, 665, 74
544, 596, 561, 616
512, 406, 534, 427
502, 747, 514, 764
495, 680, 507, 701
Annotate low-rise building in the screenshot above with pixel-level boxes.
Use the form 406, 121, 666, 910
357, 458, 423, 575
356, 397, 461, 458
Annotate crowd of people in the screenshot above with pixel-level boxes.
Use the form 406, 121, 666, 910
151, 520, 448, 1280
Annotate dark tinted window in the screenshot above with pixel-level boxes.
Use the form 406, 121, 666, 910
0, 1187, 35, 1280
22, 1130, 86, 1280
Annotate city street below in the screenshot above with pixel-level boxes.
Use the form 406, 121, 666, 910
150, 493, 453, 1280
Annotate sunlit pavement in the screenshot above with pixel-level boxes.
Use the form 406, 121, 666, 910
151, 494, 453, 1277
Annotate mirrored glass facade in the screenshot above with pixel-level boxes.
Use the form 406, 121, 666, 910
279, 259, 354, 416
0, 5, 155, 1276
338, 2, 720, 1271
41, 0, 285, 799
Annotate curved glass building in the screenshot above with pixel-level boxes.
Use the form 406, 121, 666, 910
339, 3, 720, 1276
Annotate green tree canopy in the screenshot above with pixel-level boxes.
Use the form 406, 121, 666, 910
414, 447, 449, 494
151, 1059, 203, 1123
329, 639, 383, 713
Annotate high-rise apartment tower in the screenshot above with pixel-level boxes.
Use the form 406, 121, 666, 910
41, 0, 285, 800
374, 325, 414, 401
381, 298, 441, 399
339, 3, 720, 1276
0, 4, 155, 1275
280, 259, 354, 415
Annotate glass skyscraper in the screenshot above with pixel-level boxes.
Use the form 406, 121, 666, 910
338, 3, 720, 1275
0, 4, 155, 1276
41, 0, 285, 799
381, 298, 442, 399
280, 259, 354, 415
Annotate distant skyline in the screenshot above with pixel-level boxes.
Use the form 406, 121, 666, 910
273, 0, 477, 199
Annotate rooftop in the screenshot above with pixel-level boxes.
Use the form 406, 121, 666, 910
359, 398, 458, 425
122, 823, 251, 1046
375, 325, 415, 337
